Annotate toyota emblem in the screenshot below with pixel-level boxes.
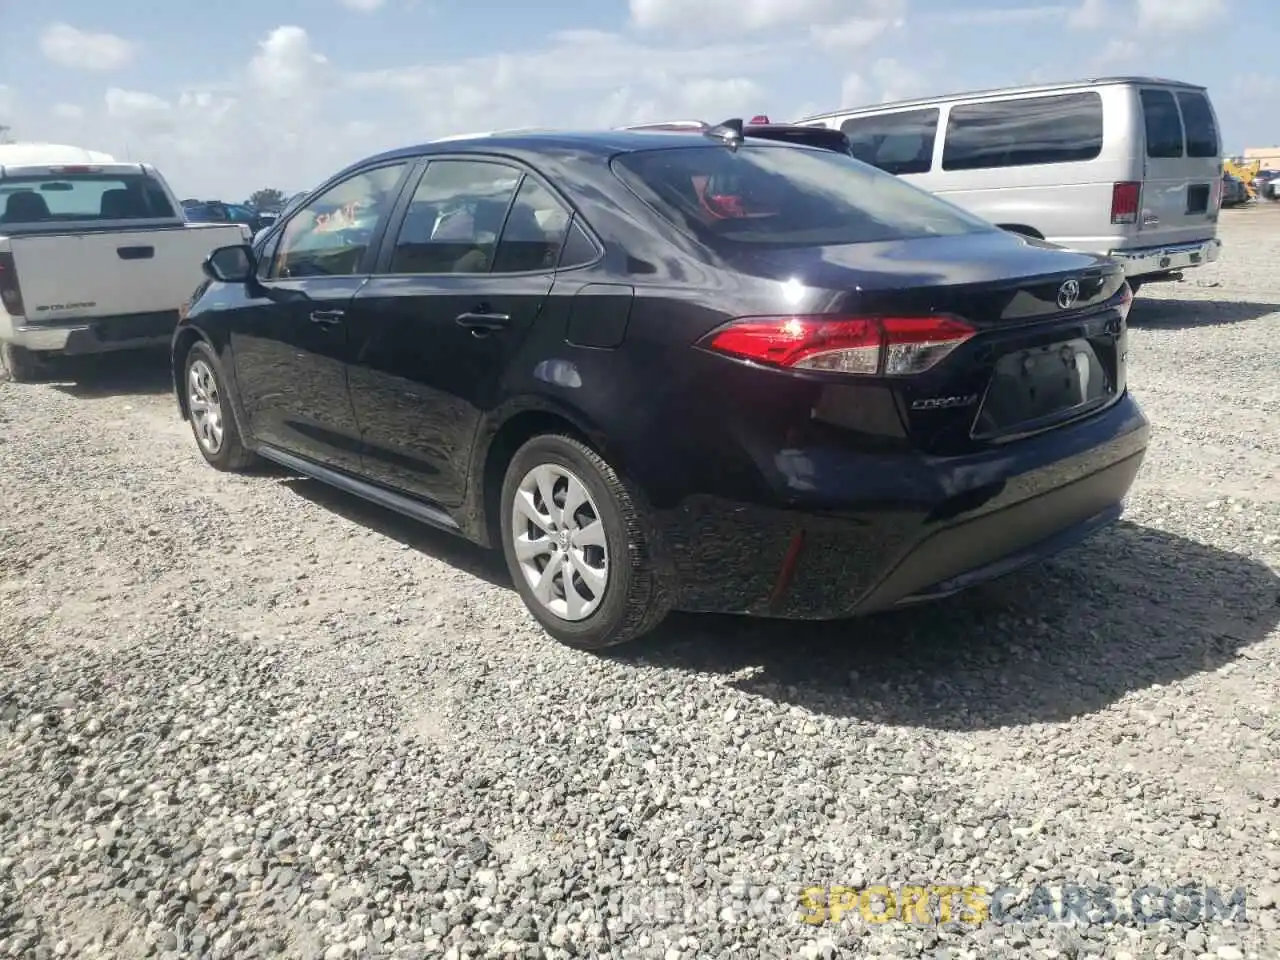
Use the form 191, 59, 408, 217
1057, 279, 1081, 310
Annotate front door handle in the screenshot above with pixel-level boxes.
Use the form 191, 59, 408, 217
310, 309, 345, 326
455, 311, 511, 333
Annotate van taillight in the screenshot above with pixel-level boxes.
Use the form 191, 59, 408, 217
0, 253, 24, 317
1111, 181, 1140, 225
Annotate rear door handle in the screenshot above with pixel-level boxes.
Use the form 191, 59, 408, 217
309, 309, 345, 326
455, 311, 510, 332
118, 246, 154, 260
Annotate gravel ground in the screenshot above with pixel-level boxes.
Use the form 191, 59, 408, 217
2, 208, 1279, 960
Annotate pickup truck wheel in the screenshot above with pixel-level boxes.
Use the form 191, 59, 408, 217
183, 341, 257, 471
0, 343, 47, 383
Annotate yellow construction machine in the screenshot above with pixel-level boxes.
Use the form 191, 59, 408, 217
1224, 158, 1261, 199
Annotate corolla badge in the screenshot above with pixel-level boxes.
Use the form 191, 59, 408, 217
1057, 279, 1081, 310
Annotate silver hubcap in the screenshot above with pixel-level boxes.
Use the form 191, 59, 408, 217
187, 359, 224, 454
512, 463, 609, 621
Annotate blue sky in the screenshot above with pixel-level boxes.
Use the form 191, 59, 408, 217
0, 0, 1272, 200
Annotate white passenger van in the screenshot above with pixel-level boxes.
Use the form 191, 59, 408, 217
796, 77, 1224, 292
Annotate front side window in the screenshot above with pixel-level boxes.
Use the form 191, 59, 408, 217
0, 173, 175, 224
612, 144, 993, 248
841, 109, 939, 175
942, 93, 1104, 171
270, 163, 408, 279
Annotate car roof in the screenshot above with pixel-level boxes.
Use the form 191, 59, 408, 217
357, 128, 823, 169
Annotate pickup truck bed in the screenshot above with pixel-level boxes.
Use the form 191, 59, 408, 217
0, 158, 247, 381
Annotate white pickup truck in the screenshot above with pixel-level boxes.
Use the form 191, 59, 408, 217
0, 144, 248, 381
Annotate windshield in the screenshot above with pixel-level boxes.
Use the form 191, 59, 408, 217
0, 173, 176, 225
612, 144, 995, 248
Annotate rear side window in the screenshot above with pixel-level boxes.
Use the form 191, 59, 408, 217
841, 109, 939, 175
612, 144, 993, 248
491, 177, 571, 274
0, 173, 175, 224
941, 93, 1104, 171
1176, 91, 1219, 158
1140, 89, 1184, 158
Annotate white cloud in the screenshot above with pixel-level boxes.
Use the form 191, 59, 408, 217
840, 73, 870, 109
20, 26, 800, 199
1089, 37, 1139, 71
0, 86, 16, 124
40, 23, 136, 71
868, 58, 931, 103
1068, 0, 1110, 29
815, 16, 900, 51
1136, 0, 1225, 31
52, 103, 86, 121
248, 26, 330, 100
339, 0, 385, 8
630, 0, 843, 32
927, 5, 1068, 25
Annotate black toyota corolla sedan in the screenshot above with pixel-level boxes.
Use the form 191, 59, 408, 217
173, 121, 1149, 649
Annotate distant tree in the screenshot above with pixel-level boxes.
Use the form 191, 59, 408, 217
0, 125, 14, 145
247, 187, 286, 211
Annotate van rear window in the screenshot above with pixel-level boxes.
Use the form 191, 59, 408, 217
1176, 91, 1219, 158
941, 92, 1104, 171
1140, 89, 1184, 158
0, 173, 176, 225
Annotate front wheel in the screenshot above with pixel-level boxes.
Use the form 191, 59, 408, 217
499, 434, 672, 649
183, 341, 258, 471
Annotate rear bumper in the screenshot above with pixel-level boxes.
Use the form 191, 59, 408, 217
1106, 238, 1221, 278
4, 311, 178, 355
656, 393, 1150, 619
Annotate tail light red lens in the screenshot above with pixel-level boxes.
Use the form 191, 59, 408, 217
699, 315, 975, 376
0, 253, 25, 317
1111, 181, 1140, 225
750, 115, 771, 124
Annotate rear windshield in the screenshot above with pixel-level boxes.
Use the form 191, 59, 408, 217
0, 173, 176, 225
612, 144, 994, 248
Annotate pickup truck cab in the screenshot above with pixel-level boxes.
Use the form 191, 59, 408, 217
0, 143, 248, 381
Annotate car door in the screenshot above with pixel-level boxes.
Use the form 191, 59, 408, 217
345, 158, 574, 506
1137, 86, 1221, 246
228, 161, 411, 473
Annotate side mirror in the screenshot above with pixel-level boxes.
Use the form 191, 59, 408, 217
203, 244, 255, 283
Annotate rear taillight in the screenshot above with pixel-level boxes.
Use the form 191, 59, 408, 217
698, 315, 976, 376
750, 115, 771, 124
0, 253, 24, 317
1111, 181, 1140, 225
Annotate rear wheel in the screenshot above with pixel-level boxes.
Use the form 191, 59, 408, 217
183, 340, 257, 471
0, 343, 48, 383
499, 434, 671, 649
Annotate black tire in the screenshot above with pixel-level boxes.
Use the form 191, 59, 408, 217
0, 343, 48, 383
182, 340, 258, 471
499, 434, 672, 650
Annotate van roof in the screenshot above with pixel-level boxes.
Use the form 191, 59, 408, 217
795, 76, 1209, 123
